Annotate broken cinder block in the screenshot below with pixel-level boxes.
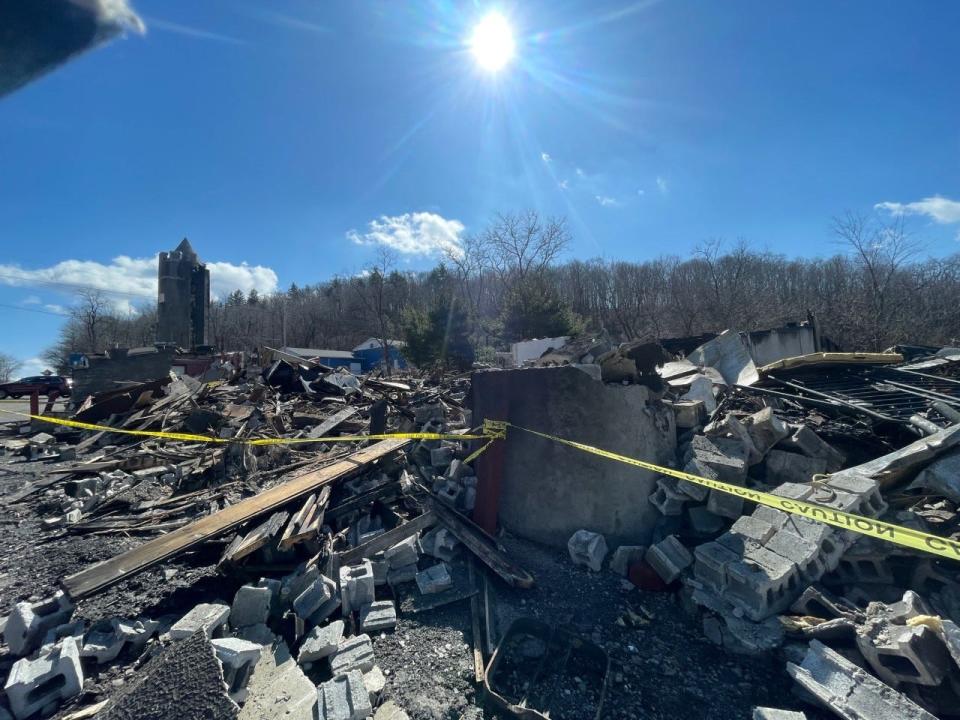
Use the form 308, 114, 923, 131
318, 669, 372, 720
298, 620, 345, 663
329, 634, 375, 675
416, 563, 453, 595
567, 529, 608, 572
169, 603, 230, 641
4, 590, 74, 656
212, 636, 262, 703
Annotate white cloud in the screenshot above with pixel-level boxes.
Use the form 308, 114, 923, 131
0, 255, 278, 303
21, 295, 41, 305
595, 195, 620, 207
347, 212, 465, 258
540, 152, 552, 164
17, 357, 54, 378
44, 304, 68, 315
656, 176, 668, 194
637, 189, 645, 196
575, 167, 585, 177
558, 179, 569, 190
875, 196, 960, 225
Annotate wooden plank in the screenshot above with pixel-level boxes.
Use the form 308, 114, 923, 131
61, 437, 411, 599
279, 486, 331, 550
469, 560, 485, 683
278, 493, 316, 548
338, 511, 436, 565
221, 511, 289, 565
308, 406, 359, 439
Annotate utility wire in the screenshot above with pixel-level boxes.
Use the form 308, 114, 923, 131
0, 302, 70, 318
0, 272, 154, 299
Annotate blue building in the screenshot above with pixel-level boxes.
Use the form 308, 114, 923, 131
281, 347, 361, 373
352, 338, 408, 373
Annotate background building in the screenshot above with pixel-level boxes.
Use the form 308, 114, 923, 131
156, 238, 210, 349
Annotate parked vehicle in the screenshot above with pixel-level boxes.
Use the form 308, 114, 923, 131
0, 375, 72, 399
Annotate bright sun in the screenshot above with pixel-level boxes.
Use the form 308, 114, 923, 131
470, 12, 515, 72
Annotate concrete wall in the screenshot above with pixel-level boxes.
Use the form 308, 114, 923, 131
472, 366, 676, 549
743, 325, 818, 368
72, 348, 174, 402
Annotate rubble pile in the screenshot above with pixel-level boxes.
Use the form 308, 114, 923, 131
0, 336, 958, 719
0, 363, 494, 719
556, 336, 960, 719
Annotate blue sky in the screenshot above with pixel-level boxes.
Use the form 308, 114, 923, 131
2, 0, 959, 375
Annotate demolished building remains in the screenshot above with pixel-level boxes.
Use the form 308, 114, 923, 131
0, 327, 959, 720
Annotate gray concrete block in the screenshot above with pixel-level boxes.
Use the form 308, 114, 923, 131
787, 640, 937, 720
745, 407, 789, 456
359, 601, 397, 633
765, 450, 828, 485
765, 528, 824, 582
693, 540, 741, 592
298, 620, 344, 663
329, 634, 375, 675
567, 529, 608, 571
5, 638, 83, 720
645, 535, 692, 584
212, 637, 262, 703
386, 563, 418, 587
856, 622, 951, 687
782, 425, 844, 472
687, 506, 725, 536
318, 670, 372, 720
416, 563, 453, 595
4, 591, 74, 656
339, 562, 375, 615
730, 515, 777, 544
419, 527, 459, 562
707, 488, 744, 519
429, 446, 454, 468
384, 535, 419, 569
169, 603, 230, 641
231, 585, 272, 628
725, 546, 800, 621
649, 477, 688, 516
609, 545, 646, 576
294, 575, 336, 620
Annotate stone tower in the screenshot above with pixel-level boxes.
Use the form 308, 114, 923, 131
156, 238, 210, 349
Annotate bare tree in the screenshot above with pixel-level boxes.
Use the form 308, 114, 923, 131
71, 289, 111, 353
0, 353, 20, 382
483, 211, 570, 295
352, 247, 398, 375
832, 211, 921, 350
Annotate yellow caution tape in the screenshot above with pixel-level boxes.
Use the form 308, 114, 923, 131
0, 410, 494, 446
504, 422, 960, 563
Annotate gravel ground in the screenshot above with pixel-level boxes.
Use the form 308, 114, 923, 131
0, 452, 823, 720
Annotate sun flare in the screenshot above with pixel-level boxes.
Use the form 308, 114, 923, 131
469, 12, 515, 72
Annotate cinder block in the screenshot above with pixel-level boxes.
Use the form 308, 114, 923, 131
329, 634, 375, 675
693, 540, 741, 592
339, 562, 375, 615
318, 670, 372, 720
782, 425, 844, 472
752, 706, 808, 719
745, 407, 789, 455
212, 636, 262, 703
765, 450, 828, 486
725, 546, 801, 621
5, 638, 83, 720
4, 591, 74, 656
429, 446, 454, 468
359, 601, 397, 633
707, 488, 743, 519
787, 640, 937, 720
567, 529, 608, 572
384, 535, 419, 569
231, 585, 272, 628
363, 665, 386, 702
609, 545, 646, 576
857, 623, 951, 687
649, 477, 688, 516
416, 563, 453, 595
419, 527, 459, 562
295, 575, 336, 619
298, 620, 344, 663
386, 563, 418, 586
169, 603, 230, 641
645, 535, 692, 584
765, 528, 825, 583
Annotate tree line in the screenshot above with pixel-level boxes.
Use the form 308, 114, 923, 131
40, 210, 960, 373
